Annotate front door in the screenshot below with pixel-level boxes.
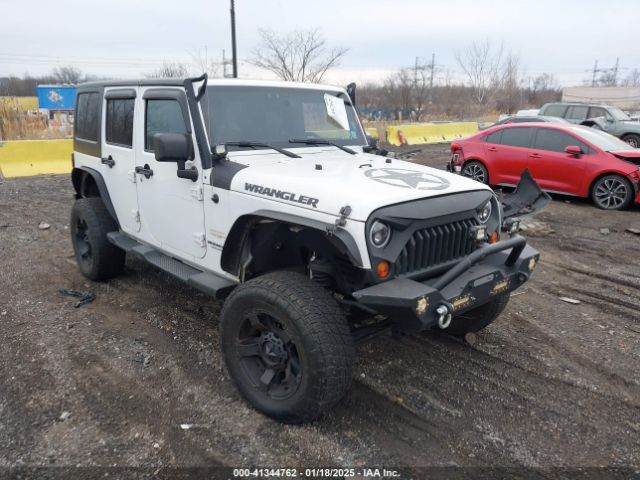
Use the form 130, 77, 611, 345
134, 87, 206, 260
101, 88, 140, 234
527, 127, 587, 195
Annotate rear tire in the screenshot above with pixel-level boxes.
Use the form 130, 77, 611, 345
590, 174, 633, 210
622, 133, 640, 149
70, 197, 125, 281
443, 293, 510, 336
220, 271, 354, 423
462, 161, 489, 184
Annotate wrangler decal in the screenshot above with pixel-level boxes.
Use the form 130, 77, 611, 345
245, 183, 319, 208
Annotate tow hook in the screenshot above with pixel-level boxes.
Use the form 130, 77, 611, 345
436, 303, 453, 329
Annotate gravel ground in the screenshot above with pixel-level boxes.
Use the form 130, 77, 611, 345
1, 145, 639, 477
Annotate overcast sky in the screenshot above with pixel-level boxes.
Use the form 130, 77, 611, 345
1, 0, 638, 86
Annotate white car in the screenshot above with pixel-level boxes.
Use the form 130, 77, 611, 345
70, 75, 540, 423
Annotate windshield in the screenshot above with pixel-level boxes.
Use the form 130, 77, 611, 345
201, 85, 366, 150
569, 126, 637, 151
608, 107, 631, 121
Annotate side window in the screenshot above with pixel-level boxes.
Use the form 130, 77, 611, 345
106, 98, 135, 147
532, 128, 589, 153
145, 99, 188, 151
542, 105, 567, 118
499, 128, 532, 148
588, 107, 612, 121
566, 106, 588, 121
75, 92, 100, 142
483, 130, 502, 144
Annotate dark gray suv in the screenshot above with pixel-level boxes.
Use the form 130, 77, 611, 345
539, 102, 640, 148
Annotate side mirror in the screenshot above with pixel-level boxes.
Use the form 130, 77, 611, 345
154, 133, 193, 162
565, 145, 582, 156
346, 82, 356, 107
153, 133, 198, 182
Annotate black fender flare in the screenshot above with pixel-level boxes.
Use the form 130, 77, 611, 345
71, 166, 119, 226
220, 211, 364, 276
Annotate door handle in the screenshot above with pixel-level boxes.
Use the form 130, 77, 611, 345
529, 153, 542, 159
488, 147, 498, 152
135, 164, 154, 179
101, 155, 115, 168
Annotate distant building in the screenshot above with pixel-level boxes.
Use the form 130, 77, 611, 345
562, 87, 640, 109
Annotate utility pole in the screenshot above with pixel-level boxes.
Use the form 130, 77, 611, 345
230, 0, 238, 78
428, 53, 435, 105
613, 57, 619, 86
592, 60, 598, 87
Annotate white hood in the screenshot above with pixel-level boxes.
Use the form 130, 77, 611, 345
227, 148, 492, 221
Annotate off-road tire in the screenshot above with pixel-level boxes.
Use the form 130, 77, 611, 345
220, 271, 354, 423
462, 161, 489, 184
443, 293, 510, 336
590, 174, 633, 210
70, 197, 125, 281
622, 133, 640, 149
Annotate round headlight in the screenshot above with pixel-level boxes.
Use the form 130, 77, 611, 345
478, 201, 492, 224
370, 221, 391, 247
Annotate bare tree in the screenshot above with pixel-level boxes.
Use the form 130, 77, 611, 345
187, 47, 221, 78
52, 66, 85, 84
496, 53, 522, 113
454, 40, 504, 105
249, 28, 348, 83
145, 62, 190, 78
623, 68, 640, 87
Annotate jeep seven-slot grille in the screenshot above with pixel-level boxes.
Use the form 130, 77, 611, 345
394, 218, 478, 275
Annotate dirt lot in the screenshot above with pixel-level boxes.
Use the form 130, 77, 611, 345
1, 145, 639, 476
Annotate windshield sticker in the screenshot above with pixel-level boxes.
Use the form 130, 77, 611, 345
324, 94, 350, 130
365, 168, 450, 190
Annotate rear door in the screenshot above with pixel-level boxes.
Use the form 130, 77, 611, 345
134, 87, 206, 260
101, 88, 140, 234
527, 127, 588, 195
483, 127, 532, 185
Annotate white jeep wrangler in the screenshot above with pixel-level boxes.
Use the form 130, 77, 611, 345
70, 75, 541, 423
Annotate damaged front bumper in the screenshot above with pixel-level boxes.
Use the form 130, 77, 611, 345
352, 235, 538, 333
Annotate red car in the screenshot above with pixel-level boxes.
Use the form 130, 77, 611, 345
449, 123, 640, 210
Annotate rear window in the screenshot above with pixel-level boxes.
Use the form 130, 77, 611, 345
542, 105, 567, 118
75, 92, 100, 142
483, 130, 502, 144
499, 127, 532, 148
106, 98, 135, 147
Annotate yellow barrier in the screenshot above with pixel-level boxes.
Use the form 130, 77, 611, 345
365, 127, 379, 139
386, 122, 478, 146
0, 139, 73, 178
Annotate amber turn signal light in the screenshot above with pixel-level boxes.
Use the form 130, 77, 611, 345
490, 231, 500, 244
376, 261, 390, 279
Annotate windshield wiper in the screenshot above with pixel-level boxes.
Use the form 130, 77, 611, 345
289, 138, 357, 155
225, 141, 301, 158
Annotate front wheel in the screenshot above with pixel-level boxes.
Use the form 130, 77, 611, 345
591, 174, 633, 210
442, 293, 510, 336
462, 161, 489, 184
219, 271, 354, 423
622, 133, 640, 149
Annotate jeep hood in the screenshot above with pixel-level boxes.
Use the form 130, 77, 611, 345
226, 149, 492, 221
